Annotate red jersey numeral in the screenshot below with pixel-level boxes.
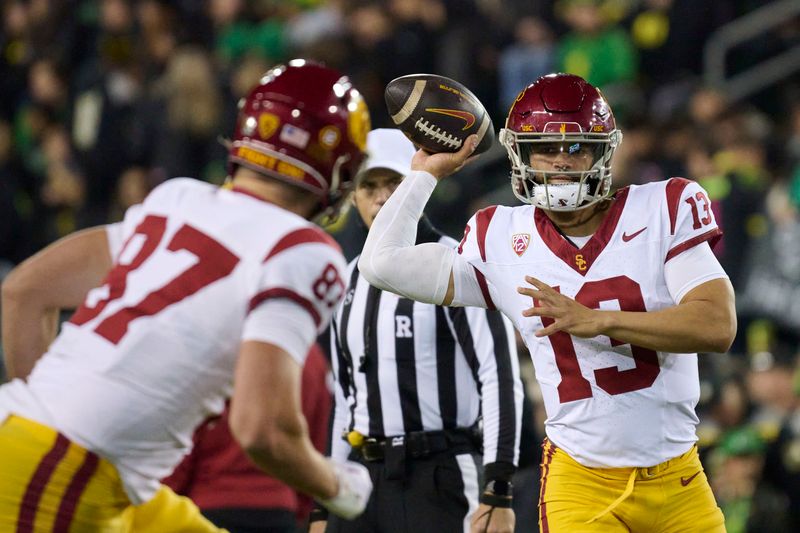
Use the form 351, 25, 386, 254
538, 276, 660, 403
71, 215, 240, 344
312, 263, 345, 308
685, 191, 712, 230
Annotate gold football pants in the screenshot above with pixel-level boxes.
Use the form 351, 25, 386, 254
538, 439, 725, 533
0, 415, 225, 532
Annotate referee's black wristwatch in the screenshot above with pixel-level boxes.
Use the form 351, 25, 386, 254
480, 479, 514, 508
309, 504, 328, 523
480, 462, 515, 508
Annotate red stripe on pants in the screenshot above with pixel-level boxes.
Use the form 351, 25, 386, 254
17, 433, 71, 533
53, 451, 100, 532
538, 440, 556, 533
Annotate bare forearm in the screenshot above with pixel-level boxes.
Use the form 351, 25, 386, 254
599, 299, 736, 354
1, 227, 112, 379
232, 341, 339, 500
242, 421, 338, 500
1, 299, 59, 380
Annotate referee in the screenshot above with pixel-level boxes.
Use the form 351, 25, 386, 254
311, 129, 523, 533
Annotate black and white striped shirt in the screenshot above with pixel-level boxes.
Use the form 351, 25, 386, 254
329, 219, 523, 477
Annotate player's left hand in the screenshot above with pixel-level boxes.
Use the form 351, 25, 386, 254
470, 504, 515, 533
517, 276, 604, 338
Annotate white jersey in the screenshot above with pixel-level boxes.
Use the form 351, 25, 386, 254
0, 178, 346, 503
457, 178, 723, 468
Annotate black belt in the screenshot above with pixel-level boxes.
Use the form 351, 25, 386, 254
356, 428, 478, 462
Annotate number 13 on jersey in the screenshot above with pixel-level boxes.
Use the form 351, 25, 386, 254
536, 276, 661, 404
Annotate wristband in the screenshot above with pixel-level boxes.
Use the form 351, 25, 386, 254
480, 479, 513, 508
308, 507, 328, 523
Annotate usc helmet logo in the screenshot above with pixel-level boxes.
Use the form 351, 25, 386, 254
575, 254, 587, 271
258, 113, 280, 139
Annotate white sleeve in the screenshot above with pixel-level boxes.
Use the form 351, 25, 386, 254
664, 241, 729, 303
242, 299, 317, 366
450, 210, 498, 309
664, 178, 722, 261
245, 236, 347, 351
358, 170, 454, 305
451, 252, 492, 308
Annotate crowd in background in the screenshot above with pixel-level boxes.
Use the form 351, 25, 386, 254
0, 0, 799, 531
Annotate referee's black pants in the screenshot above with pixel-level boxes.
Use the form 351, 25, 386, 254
326, 449, 482, 533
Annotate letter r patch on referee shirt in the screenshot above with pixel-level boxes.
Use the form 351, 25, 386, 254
395, 316, 413, 338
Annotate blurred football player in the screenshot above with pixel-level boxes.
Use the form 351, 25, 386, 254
358, 73, 734, 533
0, 60, 373, 532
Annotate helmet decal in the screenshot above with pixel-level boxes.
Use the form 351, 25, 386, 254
279, 124, 311, 150
319, 126, 341, 149
257, 113, 280, 139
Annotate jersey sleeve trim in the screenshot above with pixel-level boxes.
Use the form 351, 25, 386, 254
665, 178, 691, 235
263, 227, 341, 263
665, 227, 723, 263
473, 266, 496, 310
248, 288, 322, 327
476, 206, 498, 262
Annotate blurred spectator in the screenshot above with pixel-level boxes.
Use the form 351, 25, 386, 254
0, 1, 33, 120
761, 352, 800, 532
611, 120, 665, 187
108, 165, 157, 223
737, 179, 800, 336
709, 426, 790, 533
713, 375, 755, 434
689, 136, 769, 289
626, 0, 733, 92
39, 125, 85, 242
0, 119, 30, 264
285, 0, 347, 54
555, 0, 638, 116
746, 342, 799, 442
69, 0, 143, 226
498, 16, 554, 111
340, 3, 396, 127
137, 46, 226, 183
212, 0, 289, 67
135, 0, 180, 81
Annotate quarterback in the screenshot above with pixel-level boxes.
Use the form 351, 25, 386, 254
359, 73, 734, 532
0, 61, 372, 531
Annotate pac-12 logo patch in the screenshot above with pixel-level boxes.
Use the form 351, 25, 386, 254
512, 233, 530, 256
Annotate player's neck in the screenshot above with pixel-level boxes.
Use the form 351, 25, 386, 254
231, 170, 317, 219
543, 199, 611, 237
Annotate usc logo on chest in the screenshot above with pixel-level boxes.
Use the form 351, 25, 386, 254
575, 254, 587, 271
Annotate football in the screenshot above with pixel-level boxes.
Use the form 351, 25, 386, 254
384, 74, 494, 155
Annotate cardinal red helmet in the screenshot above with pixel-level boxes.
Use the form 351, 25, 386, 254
228, 59, 370, 214
499, 73, 622, 211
